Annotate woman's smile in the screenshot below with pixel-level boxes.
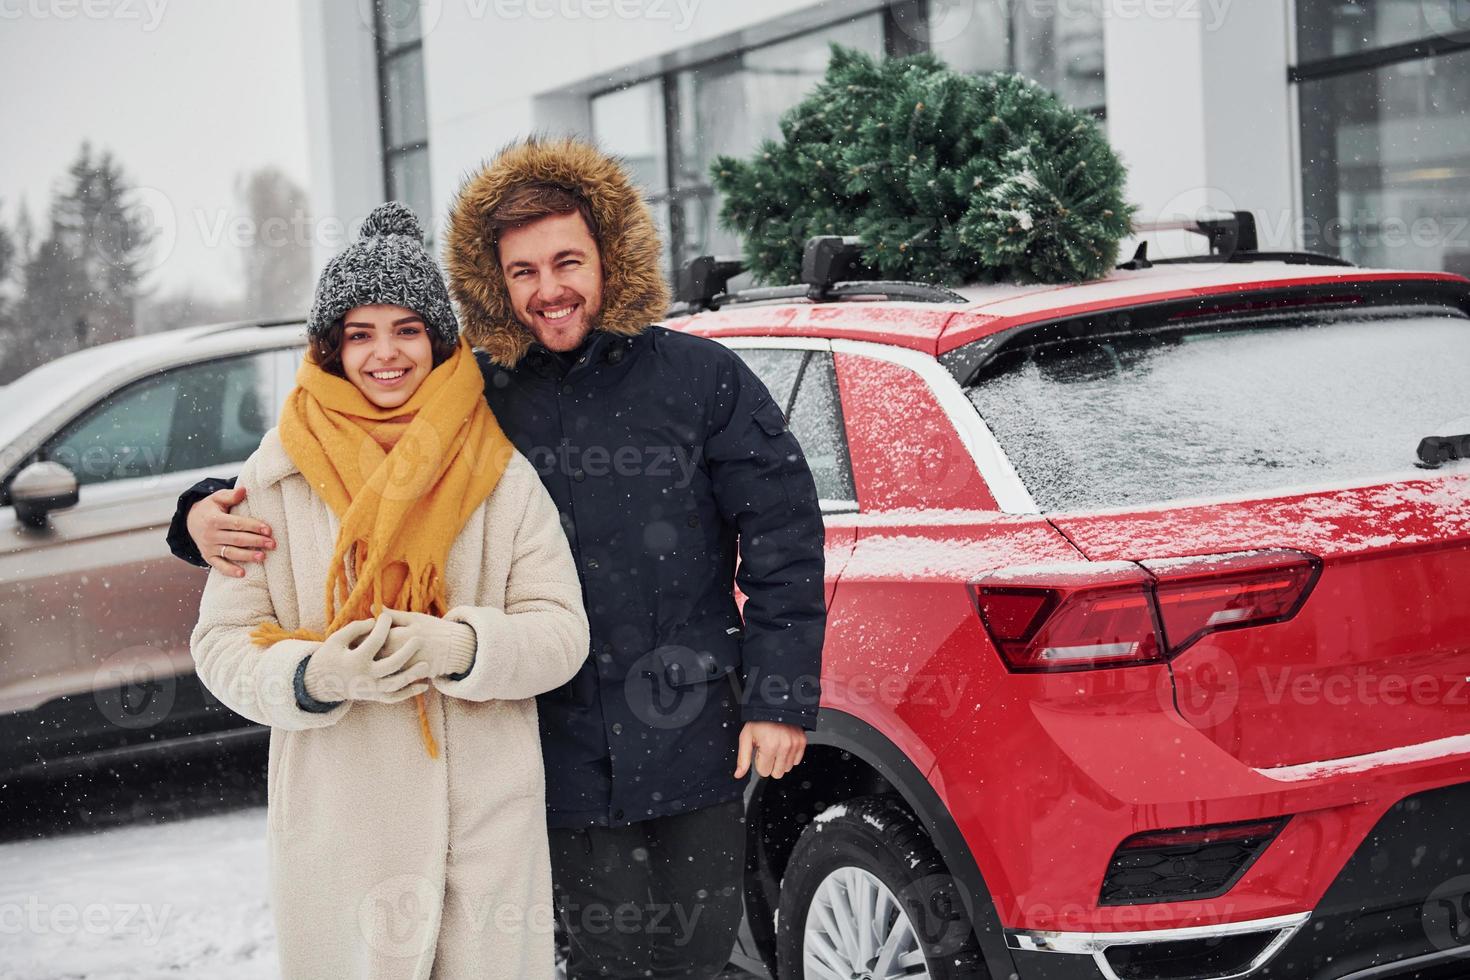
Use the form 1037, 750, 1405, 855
365, 366, 411, 387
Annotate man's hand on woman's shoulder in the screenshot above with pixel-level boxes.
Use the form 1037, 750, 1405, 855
190, 485, 276, 577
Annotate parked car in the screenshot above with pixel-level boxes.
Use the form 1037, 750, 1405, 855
4, 215, 1469, 980
665, 228, 1470, 980
0, 319, 305, 775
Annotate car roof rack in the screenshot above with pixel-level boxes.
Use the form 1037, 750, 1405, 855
1119, 210, 1352, 270
670, 236, 968, 315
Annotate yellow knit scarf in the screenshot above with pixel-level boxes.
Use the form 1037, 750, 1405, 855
250, 337, 513, 757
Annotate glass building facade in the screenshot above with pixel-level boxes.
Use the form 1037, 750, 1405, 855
1296, 0, 1470, 273
590, 1, 1106, 272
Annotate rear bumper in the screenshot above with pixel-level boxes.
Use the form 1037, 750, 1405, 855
1007, 912, 1306, 980
999, 780, 1470, 979
1258, 779, 1470, 978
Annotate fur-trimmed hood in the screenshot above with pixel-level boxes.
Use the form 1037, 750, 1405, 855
443, 137, 671, 368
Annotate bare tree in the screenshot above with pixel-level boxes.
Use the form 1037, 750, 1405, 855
136, 288, 242, 334
236, 166, 312, 319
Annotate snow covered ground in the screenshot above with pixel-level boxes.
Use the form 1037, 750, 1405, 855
0, 762, 757, 979
0, 807, 277, 980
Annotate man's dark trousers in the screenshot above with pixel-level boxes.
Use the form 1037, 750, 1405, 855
551, 799, 745, 979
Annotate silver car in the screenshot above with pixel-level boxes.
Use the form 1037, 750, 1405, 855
0, 319, 307, 777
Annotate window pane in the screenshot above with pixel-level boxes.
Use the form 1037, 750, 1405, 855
375, 0, 423, 51
592, 79, 668, 194
168, 353, 277, 472
1297, 0, 1467, 63
733, 348, 807, 413
46, 375, 180, 486
1012, 0, 1105, 110
965, 312, 1470, 511
198, 353, 278, 466
731, 15, 884, 145
787, 352, 857, 503
926, 0, 1104, 111
388, 147, 433, 231
926, 0, 1010, 75
384, 46, 428, 148
1300, 48, 1470, 273
675, 17, 883, 184
672, 17, 884, 259
44, 352, 276, 486
677, 191, 743, 271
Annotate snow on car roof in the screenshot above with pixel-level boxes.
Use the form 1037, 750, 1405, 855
670, 262, 1470, 356
0, 326, 218, 451
0, 320, 301, 453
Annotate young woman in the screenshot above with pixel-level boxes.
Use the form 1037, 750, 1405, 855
190, 201, 588, 980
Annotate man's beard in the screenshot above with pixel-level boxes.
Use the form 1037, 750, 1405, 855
523, 308, 600, 332
519, 300, 600, 349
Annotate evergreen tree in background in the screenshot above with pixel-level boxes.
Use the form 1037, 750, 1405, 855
50, 142, 157, 345
6, 142, 157, 381
712, 46, 1135, 286
0, 209, 14, 295
13, 200, 34, 266
11, 236, 83, 382
0, 203, 16, 382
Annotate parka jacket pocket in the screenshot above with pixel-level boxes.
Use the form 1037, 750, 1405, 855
750, 397, 817, 511
656, 630, 743, 688
752, 398, 790, 439
622, 622, 744, 731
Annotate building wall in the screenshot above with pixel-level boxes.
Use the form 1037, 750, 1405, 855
1104, 3, 1297, 257
298, 0, 388, 270
305, 0, 1470, 277
303, 0, 1111, 241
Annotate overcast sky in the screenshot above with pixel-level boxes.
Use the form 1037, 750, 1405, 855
0, 0, 312, 303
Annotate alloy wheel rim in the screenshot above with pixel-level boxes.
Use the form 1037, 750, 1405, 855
803, 866, 930, 979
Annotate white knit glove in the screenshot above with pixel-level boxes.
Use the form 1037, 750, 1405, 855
381, 608, 478, 679
302, 613, 435, 705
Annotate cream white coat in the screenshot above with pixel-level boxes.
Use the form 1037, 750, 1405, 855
190, 427, 589, 979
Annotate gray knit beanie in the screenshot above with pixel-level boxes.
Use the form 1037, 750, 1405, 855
306, 201, 459, 346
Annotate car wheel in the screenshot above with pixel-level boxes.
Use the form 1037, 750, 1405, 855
775, 795, 988, 980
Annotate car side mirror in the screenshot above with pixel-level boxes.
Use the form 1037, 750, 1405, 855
10, 461, 79, 527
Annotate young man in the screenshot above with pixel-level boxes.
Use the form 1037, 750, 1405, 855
165, 137, 826, 979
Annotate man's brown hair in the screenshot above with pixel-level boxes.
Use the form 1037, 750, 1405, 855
308, 314, 457, 377
487, 182, 601, 260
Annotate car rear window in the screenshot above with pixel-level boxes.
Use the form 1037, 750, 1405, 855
964, 309, 1470, 511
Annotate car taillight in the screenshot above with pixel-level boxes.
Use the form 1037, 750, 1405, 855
973, 563, 1164, 672
1144, 550, 1321, 655
972, 550, 1320, 672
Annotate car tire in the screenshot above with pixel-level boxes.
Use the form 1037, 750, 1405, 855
775, 794, 989, 980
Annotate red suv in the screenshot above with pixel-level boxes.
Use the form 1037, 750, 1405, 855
671, 224, 1470, 980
